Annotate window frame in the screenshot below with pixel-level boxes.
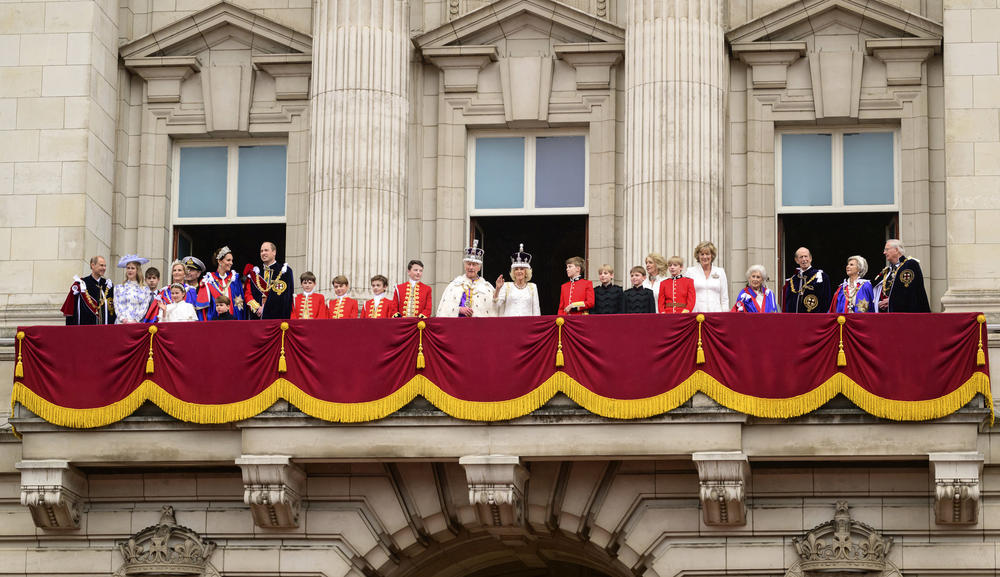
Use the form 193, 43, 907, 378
467, 129, 590, 217
171, 138, 289, 225
774, 127, 900, 214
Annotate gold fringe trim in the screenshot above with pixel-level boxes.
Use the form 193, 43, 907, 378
9, 370, 994, 429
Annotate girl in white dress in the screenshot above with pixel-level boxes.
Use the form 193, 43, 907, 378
493, 244, 541, 317
685, 241, 730, 313
159, 284, 198, 322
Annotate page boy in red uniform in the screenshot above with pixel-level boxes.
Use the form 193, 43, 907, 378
658, 256, 696, 313
361, 275, 395, 319
558, 256, 594, 316
392, 259, 432, 318
291, 271, 327, 320
327, 275, 359, 319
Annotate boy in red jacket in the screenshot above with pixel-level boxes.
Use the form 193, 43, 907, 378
291, 271, 327, 319
326, 275, 359, 319
658, 256, 696, 313
558, 256, 594, 316
392, 259, 432, 318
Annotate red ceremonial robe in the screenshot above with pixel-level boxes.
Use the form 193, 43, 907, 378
327, 296, 359, 319
658, 276, 696, 314
361, 295, 395, 319
391, 281, 432, 318
292, 293, 327, 319
558, 277, 595, 316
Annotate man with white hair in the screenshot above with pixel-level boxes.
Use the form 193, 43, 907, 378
873, 239, 930, 312
436, 239, 496, 318
782, 246, 832, 313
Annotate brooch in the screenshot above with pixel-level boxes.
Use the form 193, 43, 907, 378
900, 269, 914, 288
711, 273, 719, 279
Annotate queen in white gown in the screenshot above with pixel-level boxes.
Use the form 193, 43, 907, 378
494, 244, 540, 317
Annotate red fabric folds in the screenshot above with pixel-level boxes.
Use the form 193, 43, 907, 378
11, 313, 991, 421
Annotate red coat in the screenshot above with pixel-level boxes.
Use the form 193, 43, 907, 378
658, 277, 696, 313
392, 281, 432, 318
326, 296, 359, 319
291, 293, 327, 320
558, 278, 595, 316
361, 295, 395, 319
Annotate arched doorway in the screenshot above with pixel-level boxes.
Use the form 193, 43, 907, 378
388, 533, 631, 577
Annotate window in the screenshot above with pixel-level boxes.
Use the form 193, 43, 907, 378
469, 132, 588, 215
775, 129, 898, 213
174, 141, 287, 223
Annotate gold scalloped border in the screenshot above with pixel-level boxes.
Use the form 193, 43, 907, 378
10, 370, 993, 430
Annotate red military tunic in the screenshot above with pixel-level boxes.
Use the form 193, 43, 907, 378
558, 277, 595, 316
361, 295, 395, 319
291, 292, 327, 320
392, 281, 432, 318
657, 276, 696, 314
326, 295, 359, 319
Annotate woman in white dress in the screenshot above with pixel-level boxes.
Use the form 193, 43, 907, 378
494, 244, 541, 317
685, 241, 730, 313
114, 254, 152, 324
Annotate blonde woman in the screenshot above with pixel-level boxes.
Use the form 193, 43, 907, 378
494, 244, 541, 317
685, 241, 729, 312
642, 252, 670, 305
114, 255, 151, 324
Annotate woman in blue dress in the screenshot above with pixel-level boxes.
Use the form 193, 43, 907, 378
830, 255, 876, 313
732, 264, 779, 313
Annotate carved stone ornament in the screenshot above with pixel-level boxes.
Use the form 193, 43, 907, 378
459, 455, 529, 533
236, 455, 306, 528
17, 459, 88, 530
692, 451, 749, 526
929, 452, 983, 525
792, 501, 892, 574
117, 506, 218, 577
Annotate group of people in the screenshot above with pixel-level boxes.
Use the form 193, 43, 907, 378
61, 237, 930, 326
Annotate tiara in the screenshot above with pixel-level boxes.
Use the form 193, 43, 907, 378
216, 246, 232, 261
510, 243, 532, 269
464, 239, 484, 264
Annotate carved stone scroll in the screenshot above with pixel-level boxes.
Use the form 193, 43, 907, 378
17, 459, 87, 530
236, 455, 306, 529
692, 451, 749, 526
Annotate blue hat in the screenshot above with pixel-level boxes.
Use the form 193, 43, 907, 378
117, 254, 150, 268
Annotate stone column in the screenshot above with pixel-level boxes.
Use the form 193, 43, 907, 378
307, 0, 409, 293
941, 1, 1000, 319
623, 0, 726, 266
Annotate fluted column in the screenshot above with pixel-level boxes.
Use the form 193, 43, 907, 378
624, 0, 726, 266
308, 0, 409, 292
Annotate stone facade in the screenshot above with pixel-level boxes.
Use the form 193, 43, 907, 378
1, 0, 1000, 576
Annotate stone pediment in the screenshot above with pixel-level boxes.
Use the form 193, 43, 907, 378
727, 0, 942, 44
120, 1, 311, 60
414, 0, 624, 50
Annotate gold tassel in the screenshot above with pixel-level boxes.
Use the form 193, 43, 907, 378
977, 314, 987, 366
836, 315, 847, 367
145, 326, 157, 374
695, 314, 706, 365
14, 331, 24, 379
278, 322, 289, 373
416, 320, 426, 370
555, 317, 565, 368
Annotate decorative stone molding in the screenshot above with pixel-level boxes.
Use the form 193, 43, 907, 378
793, 501, 892, 574
731, 42, 806, 90
459, 455, 529, 531
253, 54, 313, 100
929, 452, 983, 525
866, 38, 940, 86
236, 455, 306, 529
17, 459, 87, 530
117, 506, 218, 577
422, 46, 498, 93
554, 43, 624, 90
124, 57, 200, 104
692, 451, 748, 526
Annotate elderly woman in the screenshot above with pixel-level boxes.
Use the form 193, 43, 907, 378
114, 255, 152, 324
642, 253, 670, 305
830, 255, 876, 313
494, 244, 541, 317
196, 246, 246, 321
685, 241, 730, 312
732, 264, 779, 313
